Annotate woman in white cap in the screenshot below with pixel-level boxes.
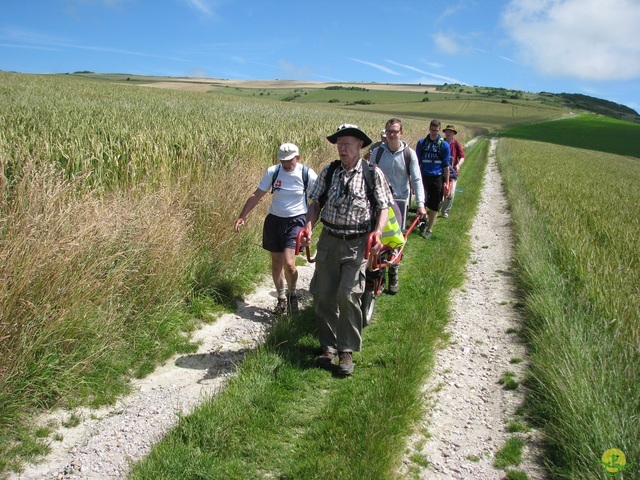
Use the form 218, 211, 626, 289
234, 143, 317, 316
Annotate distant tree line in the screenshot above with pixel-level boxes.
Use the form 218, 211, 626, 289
325, 86, 369, 92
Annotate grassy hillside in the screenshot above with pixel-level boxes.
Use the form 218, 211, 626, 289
502, 114, 640, 158
68, 72, 639, 131
70, 72, 640, 123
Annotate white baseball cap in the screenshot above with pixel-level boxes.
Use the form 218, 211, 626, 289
277, 143, 299, 161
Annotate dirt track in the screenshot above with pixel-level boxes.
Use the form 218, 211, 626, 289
400, 138, 545, 478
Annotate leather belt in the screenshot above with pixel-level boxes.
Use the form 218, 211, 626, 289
326, 230, 368, 240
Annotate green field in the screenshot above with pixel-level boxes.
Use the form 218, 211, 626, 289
498, 119, 640, 477
502, 114, 640, 158
1, 71, 638, 478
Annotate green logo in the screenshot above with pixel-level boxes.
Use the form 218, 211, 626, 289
599, 449, 635, 477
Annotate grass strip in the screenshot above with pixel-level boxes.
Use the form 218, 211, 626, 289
128, 141, 489, 479
498, 135, 640, 479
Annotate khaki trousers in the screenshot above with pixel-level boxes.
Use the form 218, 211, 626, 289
310, 230, 367, 353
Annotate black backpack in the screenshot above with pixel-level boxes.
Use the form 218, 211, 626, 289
317, 159, 376, 210
271, 164, 310, 204
317, 159, 381, 232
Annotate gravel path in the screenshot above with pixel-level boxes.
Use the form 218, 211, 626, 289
12, 269, 316, 480
401, 138, 546, 478
13, 137, 546, 479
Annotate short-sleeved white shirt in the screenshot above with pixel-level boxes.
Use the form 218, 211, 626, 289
257, 163, 317, 218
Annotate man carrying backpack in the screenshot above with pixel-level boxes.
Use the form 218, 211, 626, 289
300, 124, 394, 375
370, 118, 426, 293
415, 119, 451, 239
440, 124, 465, 218
234, 143, 317, 316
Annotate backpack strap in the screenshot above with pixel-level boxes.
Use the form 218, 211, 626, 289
360, 159, 379, 231
319, 160, 378, 231
403, 148, 411, 177
374, 147, 384, 165
318, 160, 341, 208
361, 159, 376, 207
419, 136, 446, 161
302, 165, 309, 204
270, 164, 281, 194
437, 137, 446, 160
272, 164, 310, 203
375, 145, 412, 178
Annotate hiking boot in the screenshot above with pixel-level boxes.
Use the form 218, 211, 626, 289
337, 352, 354, 375
388, 273, 399, 294
388, 266, 400, 294
422, 230, 433, 239
316, 351, 336, 368
287, 294, 299, 315
273, 297, 287, 316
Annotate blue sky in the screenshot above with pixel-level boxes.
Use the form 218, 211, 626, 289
2, 0, 639, 112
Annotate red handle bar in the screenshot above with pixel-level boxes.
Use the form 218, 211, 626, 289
365, 215, 423, 271
295, 229, 315, 263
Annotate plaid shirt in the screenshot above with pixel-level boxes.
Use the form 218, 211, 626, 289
309, 159, 394, 235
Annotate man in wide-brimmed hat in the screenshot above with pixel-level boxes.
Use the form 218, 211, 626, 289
440, 125, 465, 218
301, 124, 394, 375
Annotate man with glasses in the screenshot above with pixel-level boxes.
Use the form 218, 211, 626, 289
370, 118, 426, 293
416, 119, 451, 239
301, 124, 394, 375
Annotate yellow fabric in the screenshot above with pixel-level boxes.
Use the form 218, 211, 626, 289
380, 203, 405, 249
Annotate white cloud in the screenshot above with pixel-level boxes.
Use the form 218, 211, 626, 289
502, 0, 640, 81
433, 32, 461, 55
350, 58, 402, 76
0, 26, 184, 61
386, 60, 465, 84
181, 0, 222, 18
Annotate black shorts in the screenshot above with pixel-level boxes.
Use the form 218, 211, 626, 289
262, 213, 306, 253
422, 175, 443, 211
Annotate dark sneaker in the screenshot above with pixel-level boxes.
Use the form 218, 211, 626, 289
273, 297, 287, 316
416, 220, 426, 233
287, 294, 299, 314
422, 230, 433, 239
316, 351, 336, 368
337, 352, 354, 375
